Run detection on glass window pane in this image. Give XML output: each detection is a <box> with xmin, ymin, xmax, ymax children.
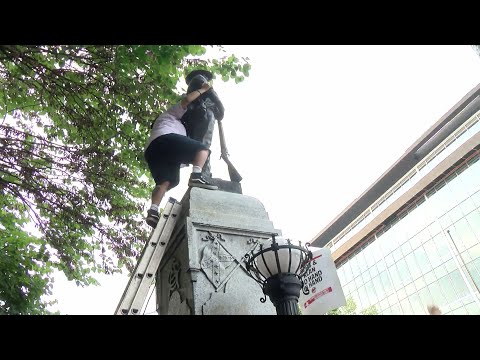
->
<box><xmin>388</xmin><ymin>293</ymin><xmax>398</xmax><ymax>307</ymax></box>
<box><xmin>389</xmin><ymin>264</ymin><xmax>402</xmax><ymax>290</ymax></box>
<box><xmin>449</xmin><ymin>270</ymin><xmax>469</xmax><ymax>299</ymax></box>
<box><xmin>414</xmin><ymin>276</ymin><xmax>426</xmax><ymax>291</ymax></box>
<box><xmin>350</xmin><ymin>256</ymin><xmax>359</xmax><ymax>275</ymax></box>
<box><xmin>369</xmin><ymin>264</ymin><xmax>379</xmax><ymax>278</ymax></box>
<box><xmin>338</xmin><ymin>267</ymin><xmax>346</xmax><ymax>284</ymax></box>
<box><xmin>434</xmin><ymin>265</ymin><xmax>447</xmax><ymax>279</ymax></box>
<box><xmin>390</xmin><ymin>303</ymin><xmax>402</xmax><ymax>315</ymax></box>
<box><xmin>439</xmin><ymin>212</ymin><xmax>453</xmax><ymax>229</ymax></box>
<box><xmin>446</xmin><ymin>225</ymin><xmax>467</xmax><ymax>252</ymax></box>
<box><xmin>376</xmin><ymin>259</ymin><xmax>386</xmax><ymax>273</ymax></box>
<box><xmin>357</xmin><ymin>251</ymin><xmax>368</xmax><ymax>273</ymax></box>
<box><xmin>428</xmin><ymin>221</ymin><xmax>442</xmax><ymax>237</ymax></box>
<box><xmin>371</xmin><ymin>241</ymin><xmax>383</xmax><ymax>262</ymax></box>
<box><xmin>401</xmin><ymin>241</ymin><xmax>412</xmax><ymax>256</ymax></box>
<box><xmin>452</xmin><ymin>306</ymin><xmax>468</xmax><ymax>315</ymax></box>
<box><xmin>466</xmin><ymin>259</ymin><xmax>480</xmax><ymax>290</ymax></box>
<box><xmin>437</xmin><ymin>180</ymin><xmax>458</xmax><ymax>212</ymax></box>
<box><xmin>362</xmin><ymin>270</ymin><xmax>371</xmax><ymax>284</ymax></box>
<box><xmin>428</xmin><ymin>281</ymin><xmax>447</xmax><ymax>307</ymax></box>
<box><xmin>472</xmin><ymin>190</ymin><xmax>480</xmax><ymax>208</ymax></box>
<box><xmin>460</xmin><ymin>250</ymin><xmax>472</xmax><ymax>264</ymax></box>
<box><xmin>418</xmin><ymin>286</ymin><xmax>434</xmax><ymax>309</ymax></box>
<box><xmin>466</xmin><ymin>211</ymin><xmax>480</xmax><ymax>243</ymax></box>
<box><xmin>448</xmin><ymin>174</ymin><xmax>471</xmax><ymax>204</ymax></box>
<box><xmin>380</xmin><ymin>231</ymin><xmax>396</xmax><ymax>256</ymax></box>
<box><xmin>424</xmin><ymin>239</ymin><xmax>442</xmax><ymax>268</ymax></box>
<box><xmin>364</xmin><ymin>247</ymin><xmax>375</xmax><ymax>268</ymax></box>
<box><xmin>380</xmin><ymin>298</ymin><xmax>389</xmax><ymax>312</ymax></box>
<box><xmin>392</xmin><ymin>247</ymin><xmax>403</xmax><ymax>263</ymax></box>
<box><xmin>445</xmin><ymin>258</ymin><xmax>456</xmax><ymax>273</ymax></box>
<box><xmin>397</xmin><ymin>287</ymin><xmax>407</xmax><ymax>301</ymax></box>
<box><xmin>397</xmin><ymin>259</ymin><xmax>412</xmax><ymax>284</ymax></box>
<box><xmin>459</xmin><ymin>162</ymin><xmax>480</xmax><ymax>197</ymax></box>
<box><xmin>405</xmin><ymin>282</ymin><xmax>416</xmax><ymax>296</ymax></box>
<box><xmin>355</xmin><ymin>274</ymin><xmax>364</xmax><ymax>288</ymax></box>
<box><xmin>365</xmin><ymin>280</ymin><xmax>378</xmax><ymax>305</ymax></box>
<box><xmin>420</xmin><ymin>227</ymin><xmax>432</xmax><ymax>246</ymax></box>
<box><xmin>438</xmin><ymin>275</ymin><xmax>457</xmax><ymax>304</ymax></box>
<box><xmin>390</xmin><ymin>231</ymin><xmax>401</xmax><ymax>251</ymax></box>
<box><xmin>468</xmin><ymin>243</ymin><xmax>480</xmax><ymax>262</ymax></box>
<box><xmin>404</xmin><ymin>224</ymin><xmax>418</xmax><ymax>245</ymax></box>
<box><xmin>400</xmin><ymin>297</ymin><xmax>414</xmax><ymax>315</ymax></box>
<box><xmin>358</xmin><ymin>285</ymin><xmax>369</xmax><ymax>310</ymax></box>
<box><xmin>377</xmin><ymin>299</ymin><xmax>386</xmax><ymax>312</ymax></box>
<box><xmin>425</xmin><ymin>190</ymin><xmax>441</xmax><ymax>219</ymax></box>
<box><xmin>409</xmin><ymin>208</ymin><xmax>428</xmax><ymax>238</ymax></box>
<box><xmin>344</xmin><ymin>261</ymin><xmax>354</xmax><ymax>283</ymax></box>
<box><xmin>465</xmin><ymin>302</ymin><xmax>480</xmax><ymax>315</ymax></box>
<box><xmin>410</xmin><ymin>229</ymin><xmax>424</xmax><ymax>250</ymax></box>
<box><xmin>433</xmin><ymin>234</ymin><xmax>453</xmax><ymax>263</ymax></box>
<box><xmin>372</xmin><ymin>275</ymin><xmax>385</xmax><ymax>301</ymax></box>
<box><xmin>405</xmin><ymin>252</ymin><xmax>422</xmax><ymax>280</ymax></box>
<box><xmin>449</xmin><ymin>206</ymin><xmax>464</xmax><ymax>224</ymax></box>
<box><xmin>385</xmin><ymin>253</ymin><xmax>395</xmax><ymax>267</ymax></box>
<box><xmin>380</xmin><ymin>271</ymin><xmax>393</xmax><ymax>295</ymax></box>
<box><xmin>450</xmin><ymin>218</ymin><xmax>478</xmax><ymax>250</ymax></box>
<box><xmin>424</xmin><ymin>270</ymin><xmax>437</xmax><ymax>285</ymax></box>
<box><xmin>414</xmin><ymin>246</ymin><xmax>432</xmax><ymax>274</ymax></box>
<box><xmin>460</xmin><ymin>197</ymin><xmax>477</xmax><ymax>215</ymax></box>
<box><xmin>409</xmin><ymin>293</ymin><xmax>426</xmax><ymax>314</ymax></box>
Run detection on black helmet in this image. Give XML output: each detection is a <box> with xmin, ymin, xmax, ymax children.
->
<box><xmin>185</xmin><ymin>69</ymin><xmax>213</xmax><ymax>85</ymax></box>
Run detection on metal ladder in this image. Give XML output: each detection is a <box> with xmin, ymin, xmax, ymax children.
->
<box><xmin>114</xmin><ymin>197</ymin><xmax>182</xmax><ymax>315</ymax></box>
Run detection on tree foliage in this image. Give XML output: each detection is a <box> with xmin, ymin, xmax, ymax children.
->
<box><xmin>327</xmin><ymin>297</ymin><xmax>379</xmax><ymax>315</ymax></box>
<box><xmin>0</xmin><ymin>45</ymin><xmax>250</xmax><ymax>314</ymax></box>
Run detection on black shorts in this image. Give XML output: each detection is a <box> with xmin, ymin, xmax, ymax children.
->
<box><xmin>144</xmin><ymin>133</ymin><xmax>209</xmax><ymax>189</ymax></box>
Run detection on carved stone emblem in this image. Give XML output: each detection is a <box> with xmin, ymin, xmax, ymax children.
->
<box><xmin>200</xmin><ymin>232</ymin><xmax>235</xmax><ymax>288</ymax></box>
<box><xmin>168</xmin><ymin>258</ymin><xmax>181</xmax><ymax>296</ymax></box>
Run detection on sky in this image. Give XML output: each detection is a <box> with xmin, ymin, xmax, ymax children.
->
<box><xmin>47</xmin><ymin>45</ymin><xmax>480</xmax><ymax>315</ymax></box>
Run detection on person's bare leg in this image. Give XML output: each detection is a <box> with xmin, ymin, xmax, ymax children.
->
<box><xmin>151</xmin><ymin>181</ymin><xmax>170</xmax><ymax>206</ymax></box>
<box><xmin>192</xmin><ymin>149</ymin><xmax>209</xmax><ymax>168</ymax></box>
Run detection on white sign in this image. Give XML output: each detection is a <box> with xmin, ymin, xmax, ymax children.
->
<box><xmin>299</xmin><ymin>247</ymin><xmax>346</xmax><ymax>315</ymax></box>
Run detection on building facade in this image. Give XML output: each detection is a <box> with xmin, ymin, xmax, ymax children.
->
<box><xmin>311</xmin><ymin>84</ymin><xmax>480</xmax><ymax>315</ymax></box>
<box><xmin>472</xmin><ymin>45</ymin><xmax>480</xmax><ymax>58</ymax></box>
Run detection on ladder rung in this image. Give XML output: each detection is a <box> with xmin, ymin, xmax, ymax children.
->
<box><xmin>114</xmin><ymin>197</ymin><xmax>182</xmax><ymax>315</ymax></box>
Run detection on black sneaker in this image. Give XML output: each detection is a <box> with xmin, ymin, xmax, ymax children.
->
<box><xmin>188</xmin><ymin>173</ymin><xmax>218</xmax><ymax>190</ymax></box>
<box><xmin>146</xmin><ymin>209</ymin><xmax>160</xmax><ymax>228</ymax></box>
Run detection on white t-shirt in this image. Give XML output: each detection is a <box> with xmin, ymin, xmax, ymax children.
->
<box><xmin>144</xmin><ymin>102</ymin><xmax>187</xmax><ymax>151</ymax></box>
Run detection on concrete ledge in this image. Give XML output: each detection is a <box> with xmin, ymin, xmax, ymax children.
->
<box><xmin>181</xmin><ymin>187</ymin><xmax>276</xmax><ymax>234</ymax></box>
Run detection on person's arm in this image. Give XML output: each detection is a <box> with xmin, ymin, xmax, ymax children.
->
<box><xmin>180</xmin><ymin>83</ymin><xmax>211</xmax><ymax>109</ymax></box>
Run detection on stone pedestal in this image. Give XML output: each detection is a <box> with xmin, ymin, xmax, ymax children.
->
<box><xmin>156</xmin><ymin>186</ymin><xmax>277</xmax><ymax>315</ymax></box>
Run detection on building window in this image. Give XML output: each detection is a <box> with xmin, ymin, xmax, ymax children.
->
<box><xmin>333</xmin><ymin>153</ymin><xmax>480</xmax><ymax>313</ymax></box>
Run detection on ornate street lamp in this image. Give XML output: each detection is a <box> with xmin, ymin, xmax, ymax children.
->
<box><xmin>244</xmin><ymin>236</ymin><xmax>312</xmax><ymax>315</ymax></box>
